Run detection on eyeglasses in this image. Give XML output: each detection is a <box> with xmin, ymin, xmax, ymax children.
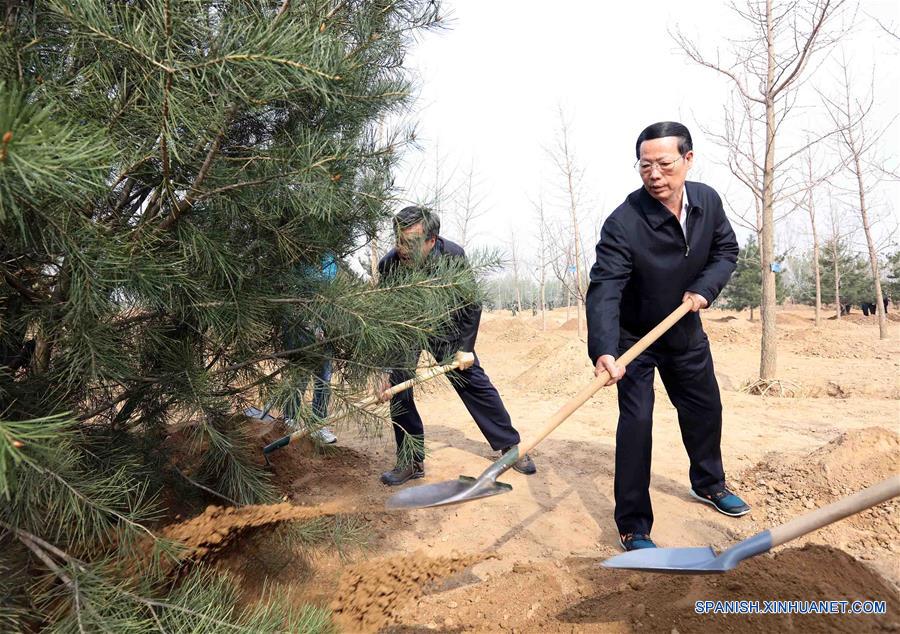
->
<box><xmin>635</xmin><ymin>155</ymin><xmax>684</xmax><ymax>175</ymax></box>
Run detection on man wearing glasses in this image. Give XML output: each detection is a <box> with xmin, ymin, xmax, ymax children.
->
<box><xmin>375</xmin><ymin>206</ymin><xmax>537</xmax><ymax>485</ymax></box>
<box><xmin>586</xmin><ymin>122</ymin><xmax>749</xmax><ymax>552</ymax></box>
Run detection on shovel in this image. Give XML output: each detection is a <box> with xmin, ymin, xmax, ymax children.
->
<box><xmin>385</xmin><ymin>299</ymin><xmax>694</xmax><ymax>510</ymax></box>
<box><xmin>262</xmin><ymin>359</ymin><xmax>461</xmax><ymax>463</ymax></box>
<box><xmin>601</xmin><ymin>475</ymin><xmax>900</xmax><ymax>574</ymax></box>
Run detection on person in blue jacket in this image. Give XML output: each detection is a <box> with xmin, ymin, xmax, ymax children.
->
<box><xmin>282</xmin><ymin>255</ymin><xmax>338</xmax><ymax>444</ymax></box>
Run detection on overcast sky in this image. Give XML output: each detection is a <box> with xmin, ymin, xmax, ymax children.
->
<box><xmin>387</xmin><ymin>0</ymin><xmax>900</xmax><ymax>266</ymax></box>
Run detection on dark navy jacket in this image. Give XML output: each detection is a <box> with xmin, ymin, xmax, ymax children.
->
<box><xmin>378</xmin><ymin>237</ymin><xmax>481</xmax><ymax>352</ymax></box>
<box><xmin>586</xmin><ymin>181</ymin><xmax>738</xmax><ymax>362</ymax></box>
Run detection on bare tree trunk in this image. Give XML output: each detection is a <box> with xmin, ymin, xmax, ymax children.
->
<box><xmin>806</xmin><ymin>156</ymin><xmax>822</xmax><ymax>327</ymax></box>
<box><xmin>811</xmin><ymin>218</ymin><xmax>822</xmax><ymax>327</ymax></box>
<box><xmin>853</xmin><ymin>153</ymin><xmax>888</xmax><ymax>338</ymax></box>
<box><xmin>823</xmin><ymin>56</ymin><xmax>889</xmax><ymax>339</ymax></box>
<box><xmin>369</xmin><ymin>235</ymin><xmax>380</xmax><ymax>286</ymax></box>
<box><xmin>553</xmin><ymin>111</ymin><xmax>586</xmax><ymax>338</ymax></box>
<box><xmin>509</xmin><ymin>233</ymin><xmax>523</xmax><ymax>314</ymax></box>
<box><xmin>540</xmin><ymin>268</ymin><xmax>546</xmax><ymax>331</ymax></box>
<box><xmin>758</xmin><ymin>0</ymin><xmax>778</xmax><ymax>380</ymax></box>
<box><xmin>831</xmin><ymin>233</ymin><xmax>841</xmax><ymax>322</ymax></box>
<box><xmin>535</xmin><ymin>198</ymin><xmax>548</xmax><ymax>331</ymax></box>
<box><xmin>564</xmin><ymin>162</ymin><xmax>585</xmax><ymax>338</ymax></box>
<box><xmin>455</xmin><ymin>162</ymin><xmax>485</xmax><ymax>249</ymax></box>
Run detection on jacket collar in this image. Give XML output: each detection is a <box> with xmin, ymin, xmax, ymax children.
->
<box><xmin>630</xmin><ymin>181</ymin><xmax>703</xmax><ymax>230</ymax></box>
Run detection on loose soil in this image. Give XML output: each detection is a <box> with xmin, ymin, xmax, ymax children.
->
<box><xmin>162</xmin><ymin>306</ymin><xmax>900</xmax><ymax>632</ymax></box>
<box><xmin>332</xmin><ymin>552</ymin><xmax>488</xmax><ymax>631</ymax></box>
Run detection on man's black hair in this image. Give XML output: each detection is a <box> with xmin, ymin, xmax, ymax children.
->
<box><xmin>393</xmin><ymin>206</ymin><xmax>440</xmax><ymax>239</ymax></box>
<box><xmin>635</xmin><ymin>121</ymin><xmax>693</xmax><ymax>159</ymax></box>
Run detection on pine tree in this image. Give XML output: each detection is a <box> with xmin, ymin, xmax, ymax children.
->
<box><xmin>722</xmin><ymin>237</ymin><xmax>763</xmax><ymax>320</ymax></box>
<box><xmin>817</xmin><ymin>239</ymin><xmax>872</xmax><ymax>307</ymax></box>
<box><xmin>0</xmin><ymin>1</ymin><xmax>476</xmax><ymax>630</ymax></box>
<box><xmin>721</xmin><ymin>236</ymin><xmax>785</xmax><ymax>320</ymax></box>
<box><xmin>883</xmin><ymin>250</ymin><xmax>900</xmax><ymax>302</ymax></box>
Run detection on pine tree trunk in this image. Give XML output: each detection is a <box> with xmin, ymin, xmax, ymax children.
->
<box><xmin>759</xmin><ymin>0</ymin><xmax>778</xmax><ymax>380</ymax></box>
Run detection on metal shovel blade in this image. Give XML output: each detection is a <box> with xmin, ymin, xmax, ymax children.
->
<box><xmin>385</xmin><ymin>475</ymin><xmax>512</xmax><ymax>510</ymax></box>
<box><xmin>385</xmin><ymin>449</ymin><xmax>520</xmax><ymax>510</ymax></box>
<box><xmin>602</xmin><ymin>546</ymin><xmax>720</xmax><ymax>574</ymax></box>
<box><xmin>601</xmin><ymin>532</ymin><xmax>772</xmax><ymax>574</ymax></box>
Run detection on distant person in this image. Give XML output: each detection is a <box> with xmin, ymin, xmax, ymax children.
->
<box><xmin>375</xmin><ymin>206</ymin><xmax>536</xmax><ymax>484</ymax></box>
<box><xmin>586</xmin><ymin>121</ymin><xmax>749</xmax><ymax>553</ymax></box>
<box><xmin>885</xmin><ymin>296</ymin><xmax>890</xmax><ymax>313</ymax></box>
<box><xmin>282</xmin><ymin>255</ymin><xmax>338</xmax><ymax>444</ymax></box>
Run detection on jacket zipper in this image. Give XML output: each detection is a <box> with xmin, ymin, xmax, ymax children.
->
<box><xmin>682</xmin><ymin>207</ymin><xmax>691</xmax><ymax>257</ymax></box>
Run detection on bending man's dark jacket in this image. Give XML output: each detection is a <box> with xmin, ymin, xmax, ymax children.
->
<box><xmin>586</xmin><ymin>181</ymin><xmax>738</xmax><ymax>362</ymax></box>
<box><xmin>378</xmin><ymin>236</ymin><xmax>481</xmax><ymax>353</ymax></box>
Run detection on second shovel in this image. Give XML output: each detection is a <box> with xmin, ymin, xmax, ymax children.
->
<box><xmin>385</xmin><ymin>299</ymin><xmax>694</xmax><ymax>510</ymax></box>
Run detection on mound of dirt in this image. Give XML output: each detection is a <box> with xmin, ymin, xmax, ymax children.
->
<box><xmin>497</xmin><ymin>322</ymin><xmax>541</xmax><ymax>344</ymax></box>
<box><xmin>395</xmin><ymin>545</ymin><xmax>899</xmax><ymax>632</ymax></box>
<box><xmin>557</xmin><ymin>545</ymin><xmax>900</xmax><ymax>633</ymax></box>
<box><xmin>704</xmin><ymin>321</ymin><xmax>755</xmax><ymax>346</ymax></box>
<box><xmin>734</xmin><ymin>427</ymin><xmax>899</xmax><ymax>583</ymax></box>
<box><xmin>558</xmin><ymin>317</ymin><xmax>581</xmax><ymax>331</ymax></box>
<box><xmin>514</xmin><ymin>338</ymin><xmax>599</xmax><ymax>397</ymax></box>
<box><xmin>776</xmin><ymin>311</ymin><xmax>814</xmax><ymax>326</ymax></box>
<box><xmin>331</xmin><ymin>551</ymin><xmax>486</xmax><ymax>632</ymax></box>
<box><xmin>161</xmin><ymin>500</ymin><xmax>346</xmax><ymax>559</ymax></box>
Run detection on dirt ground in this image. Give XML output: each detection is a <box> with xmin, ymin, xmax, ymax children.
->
<box><xmin>198</xmin><ymin>305</ymin><xmax>899</xmax><ymax>632</ymax></box>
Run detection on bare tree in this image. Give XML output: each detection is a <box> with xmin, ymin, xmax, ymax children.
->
<box><xmin>531</xmin><ymin>195</ymin><xmax>550</xmax><ymax>330</ymax></box>
<box><xmin>829</xmin><ymin>204</ymin><xmax>842</xmax><ymax>320</ymax></box>
<box><xmin>787</xmin><ymin>141</ymin><xmax>845</xmax><ymax>325</ymax></box>
<box><xmin>674</xmin><ymin>0</ymin><xmax>850</xmax><ymax>385</ymax></box>
<box><xmin>549</xmin><ymin>109</ymin><xmax>587</xmax><ymax>337</ymax></box>
<box><xmin>869</xmin><ymin>11</ymin><xmax>900</xmax><ymax>41</ymax></box>
<box><xmin>821</xmin><ymin>56</ymin><xmax>893</xmax><ymax>339</ymax></box>
<box><xmin>508</xmin><ymin>231</ymin><xmax>523</xmax><ymax>314</ymax></box>
<box><xmin>804</xmin><ymin>149</ymin><xmax>824</xmax><ymax>326</ymax></box>
<box><xmin>452</xmin><ymin>160</ymin><xmax>487</xmax><ymax>249</ymax></box>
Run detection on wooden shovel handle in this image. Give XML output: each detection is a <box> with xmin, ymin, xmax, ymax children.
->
<box><xmin>365</xmin><ymin>359</ymin><xmax>460</xmax><ymax>406</ymax></box>
<box><xmin>518</xmin><ymin>299</ymin><xmax>693</xmax><ymax>456</ymax></box>
<box><xmin>769</xmin><ymin>476</ymin><xmax>900</xmax><ymax>548</ymax></box>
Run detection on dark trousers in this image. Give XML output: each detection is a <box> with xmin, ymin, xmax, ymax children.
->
<box><xmin>389</xmin><ymin>348</ymin><xmax>520</xmax><ymax>463</ymax></box>
<box><xmin>614</xmin><ymin>334</ymin><xmax>725</xmax><ymax>535</ymax></box>
<box><xmin>281</xmin><ymin>323</ymin><xmax>332</xmax><ymax>423</ymax></box>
